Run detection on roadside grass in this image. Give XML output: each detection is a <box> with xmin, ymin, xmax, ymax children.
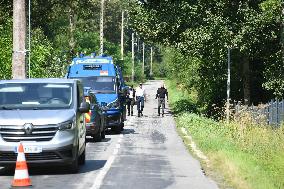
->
<box><xmin>166</xmin><ymin>80</ymin><xmax>284</xmax><ymax>189</ymax></box>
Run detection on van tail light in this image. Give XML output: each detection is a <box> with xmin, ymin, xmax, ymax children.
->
<box><xmin>85</xmin><ymin>111</ymin><xmax>91</xmax><ymax>123</ymax></box>
<box><xmin>85</xmin><ymin>96</ymin><xmax>91</xmax><ymax>123</ymax></box>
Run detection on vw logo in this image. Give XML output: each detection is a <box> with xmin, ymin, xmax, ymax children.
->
<box><xmin>24</xmin><ymin>123</ymin><xmax>33</xmax><ymax>135</ymax></box>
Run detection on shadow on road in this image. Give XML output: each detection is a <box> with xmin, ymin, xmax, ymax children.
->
<box><xmin>122</xmin><ymin>128</ymin><xmax>139</xmax><ymax>135</ymax></box>
<box><xmin>0</xmin><ymin>160</ymin><xmax>107</xmax><ymax>176</ymax></box>
<box><xmin>79</xmin><ymin>160</ymin><xmax>106</xmax><ymax>173</ymax></box>
<box><xmin>86</xmin><ymin>137</ymin><xmax>111</xmax><ymax>143</ymax></box>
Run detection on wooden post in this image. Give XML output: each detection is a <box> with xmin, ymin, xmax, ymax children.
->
<box><xmin>142</xmin><ymin>42</ymin><xmax>145</xmax><ymax>75</ymax></box>
<box><xmin>131</xmin><ymin>33</ymin><xmax>135</xmax><ymax>82</ymax></box>
<box><xmin>100</xmin><ymin>0</ymin><xmax>105</xmax><ymax>55</ymax></box>
<box><xmin>150</xmin><ymin>47</ymin><xmax>153</xmax><ymax>76</ymax></box>
<box><xmin>121</xmin><ymin>11</ymin><xmax>124</xmax><ymax>60</ymax></box>
<box><xmin>69</xmin><ymin>1</ymin><xmax>76</xmax><ymax>56</ymax></box>
<box><xmin>281</xmin><ymin>3</ymin><xmax>284</xmax><ymax>64</ymax></box>
<box><xmin>12</xmin><ymin>0</ymin><xmax>26</xmax><ymax>79</ymax></box>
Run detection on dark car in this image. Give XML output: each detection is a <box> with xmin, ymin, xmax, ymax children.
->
<box><xmin>84</xmin><ymin>89</ymin><xmax>106</xmax><ymax>142</ymax></box>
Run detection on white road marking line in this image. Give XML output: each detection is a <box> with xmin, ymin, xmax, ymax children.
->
<box><xmin>181</xmin><ymin>127</ymin><xmax>209</xmax><ymax>163</ymax></box>
<box><xmin>91</xmin><ymin>135</ymin><xmax>123</xmax><ymax>189</ymax></box>
<box><xmin>90</xmin><ymin>155</ymin><xmax>115</xmax><ymax>189</ymax></box>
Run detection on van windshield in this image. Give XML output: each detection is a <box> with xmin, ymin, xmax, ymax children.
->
<box><xmin>73</xmin><ymin>76</ymin><xmax>116</xmax><ymax>94</ymax></box>
<box><xmin>0</xmin><ymin>83</ymin><xmax>73</xmax><ymax>110</ymax></box>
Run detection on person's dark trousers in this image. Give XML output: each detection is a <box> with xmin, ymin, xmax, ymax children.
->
<box><xmin>136</xmin><ymin>96</ymin><xmax>144</xmax><ymax>116</ymax></box>
<box><xmin>127</xmin><ymin>100</ymin><xmax>131</xmax><ymax>116</ymax></box>
<box><xmin>158</xmin><ymin>98</ymin><xmax>165</xmax><ymax>116</ymax></box>
<box><xmin>130</xmin><ymin>99</ymin><xmax>135</xmax><ymax>115</ymax></box>
<box><xmin>127</xmin><ymin>98</ymin><xmax>134</xmax><ymax>116</ymax></box>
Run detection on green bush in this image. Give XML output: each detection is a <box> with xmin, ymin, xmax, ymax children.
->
<box><xmin>0</xmin><ymin>17</ymin><xmax>12</xmax><ymax>79</ymax></box>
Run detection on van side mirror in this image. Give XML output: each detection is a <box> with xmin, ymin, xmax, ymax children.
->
<box><xmin>101</xmin><ymin>106</ymin><xmax>109</xmax><ymax>112</ymax></box>
<box><xmin>79</xmin><ymin>102</ymin><xmax>90</xmax><ymax>113</ymax></box>
<box><xmin>100</xmin><ymin>102</ymin><xmax>109</xmax><ymax>112</ymax></box>
<box><xmin>119</xmin><ymin>86</ymin><xmax>128</xmax><ymax>95</ymax></box>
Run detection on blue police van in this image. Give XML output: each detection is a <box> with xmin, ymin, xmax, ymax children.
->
<box><xmin>66</xmin><ymin>55</ymin><xmax>127</xmax><ymax>134</ymax></box>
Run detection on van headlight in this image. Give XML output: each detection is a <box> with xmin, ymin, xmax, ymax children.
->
<box><xmin>107</xmin><ymin>99</ymin><xmax>120</xmax><ymax>109</ymax></box>
<box><xmin>58</xmin><ymin>121</ymin><xmax>74</xmax><ymax>130</ymax></box>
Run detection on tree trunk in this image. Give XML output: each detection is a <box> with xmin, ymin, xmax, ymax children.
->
<box><xmin>12</xmin><ymin>0</ymin><xmax>26</xmax><ymax>79</ymax></box>
<box><xmin>242</xmin><ymin>56</ymin><xmax>250</xmax><ymax>105</ymax></box>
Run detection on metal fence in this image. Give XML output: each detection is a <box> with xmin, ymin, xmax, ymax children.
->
<box><xmin>266</xmin><ymin>99</ymin><xmax>284</xmax><ymax>125</ymax></box>
<box><xmin>234</xmin><ymin>99</ymin><xmax>284</xmax><ymax>126</ymax></box>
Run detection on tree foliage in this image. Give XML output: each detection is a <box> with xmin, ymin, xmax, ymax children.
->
<box><xmin>0</xmin><ymin>0</ymin><xmax>136</xmax><ymax>80</ymax></box>
<box><xmin>1</xmin><ymin>0</ymin><xmax>282</xmax><ymax>115</ymax></box>
<box><xmin>128</xmin><ymin>0</ymin><xmax>283</xmax><ymax>114</ymax></box>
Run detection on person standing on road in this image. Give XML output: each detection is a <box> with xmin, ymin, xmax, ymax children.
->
<box><xmin>156</xmin><ymin>83</ymin><xmax>168</xmax><ymax>116</ymax></box>
<box><xmin>135</xmin><ymin>83</ymin><xmax>146</xmax><ymax>117</ymax></box>
<box><xmin>126</xmin><ymin>85</ymin><xmax>136</xmax><ymax>116</ymax></box>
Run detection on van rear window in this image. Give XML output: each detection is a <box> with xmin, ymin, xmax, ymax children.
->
<box><xmin>71</xmin><ymin>76</ymin><xmax>116</xmax><ymax>94</ymax></box>
<box><xmin>83</xmin><ymin>64</ymin><xmax>102</xmax><ymax>70</ymax></box>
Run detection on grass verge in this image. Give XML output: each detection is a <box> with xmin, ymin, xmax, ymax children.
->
<box><xmin>166</xmin><ymin>80</ymin><xmax>284</xmax><ymax>189</ymax></box>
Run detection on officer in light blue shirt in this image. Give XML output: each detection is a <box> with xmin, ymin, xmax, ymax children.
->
<box><xmin>135</xmin><ymin>83</ymin><xmax>146</xmax><ymax>117</ymax></box>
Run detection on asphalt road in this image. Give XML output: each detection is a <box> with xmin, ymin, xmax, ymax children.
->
<box><xmin>0</xmin><ymin>80</ymin><xmax>218</xmax><ymax>189</ymax></box>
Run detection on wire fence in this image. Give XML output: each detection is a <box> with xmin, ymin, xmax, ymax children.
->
<box><xmin>234</xmin><ymin>99</ymin><xmax>284</xmax><ymax>126</ymax></box>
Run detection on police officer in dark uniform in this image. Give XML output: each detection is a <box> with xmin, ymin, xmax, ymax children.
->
<box><xmin>126</xmin><ymin>85</ymin><xmax>135</xmax><ymax>116</ymax></box>
<box><xmin>155</xmin><ymin>83</ymin><xmax>168</xmax><ymax>116</ymax></box>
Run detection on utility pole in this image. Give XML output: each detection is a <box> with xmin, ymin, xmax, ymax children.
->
<box><xmin>12</xmin><ymin>0</ymin><xmax>26</xmax><ymax>79</ymax></box>
<box><xmin>142</xmin><ymin>42</ymin><xmax>145</xmax><ymax>75</ymax></box>
<box><xmin>131</xmin><ymin>33</ymin><xmax>135</xmax><ymax>82</ymax></box>
<box><xmin>226</xmin><ymin>47</ymin><xmax>231</xmax><ymax>122</ymax></box>
<box><xmin>281</xmin><ymin>2</ymin><xmax>284</xmax><ymax>64</ymax></box>
<box><xmin>100</xmin><ymin>0</ymin><xmax>105</xmax><ymax>55</ymax></box>
<box><xmin>69</xmin><ymin>1</ymin><xmax>76</xmax><ymax>57</ymax></box>
<box><xmin>150</xmin><ymin>47</ymin><xmax>153</xmax><ymax>76</ymax></box>
<box><xmin>28</xmin><ymin>0</ymin><xmax>31</xmax><ymax>78</ymax></box>
<box><xmin>120</xmin><ymin>10</ymin><xmax>124</xmax><ymax>60</ymax></box>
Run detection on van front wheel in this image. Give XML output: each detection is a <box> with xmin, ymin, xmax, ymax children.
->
<box><xmin>79</xmin><ymin>145</ymin><xmax>86</xmax><ymax>165</ymax></box>
<box><xmin>94</xmin><ymin>131</ymin><xmax>102</xmax><ymax>142</ymax></box>
<box><xmin>101</xmin><ymin>129</ymin><xmax>106</xmax><ymax>139</ymax></box>
<box><xmin>114</xmin><ymin>123</ymin><xmax>123</xmax><ymax>134</ymax></box>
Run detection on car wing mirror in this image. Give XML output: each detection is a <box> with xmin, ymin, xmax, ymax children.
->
<box><xmin>79</xmin><ymin>102</ymin><xmax>90</xmax><ymax>113</ymax></box>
